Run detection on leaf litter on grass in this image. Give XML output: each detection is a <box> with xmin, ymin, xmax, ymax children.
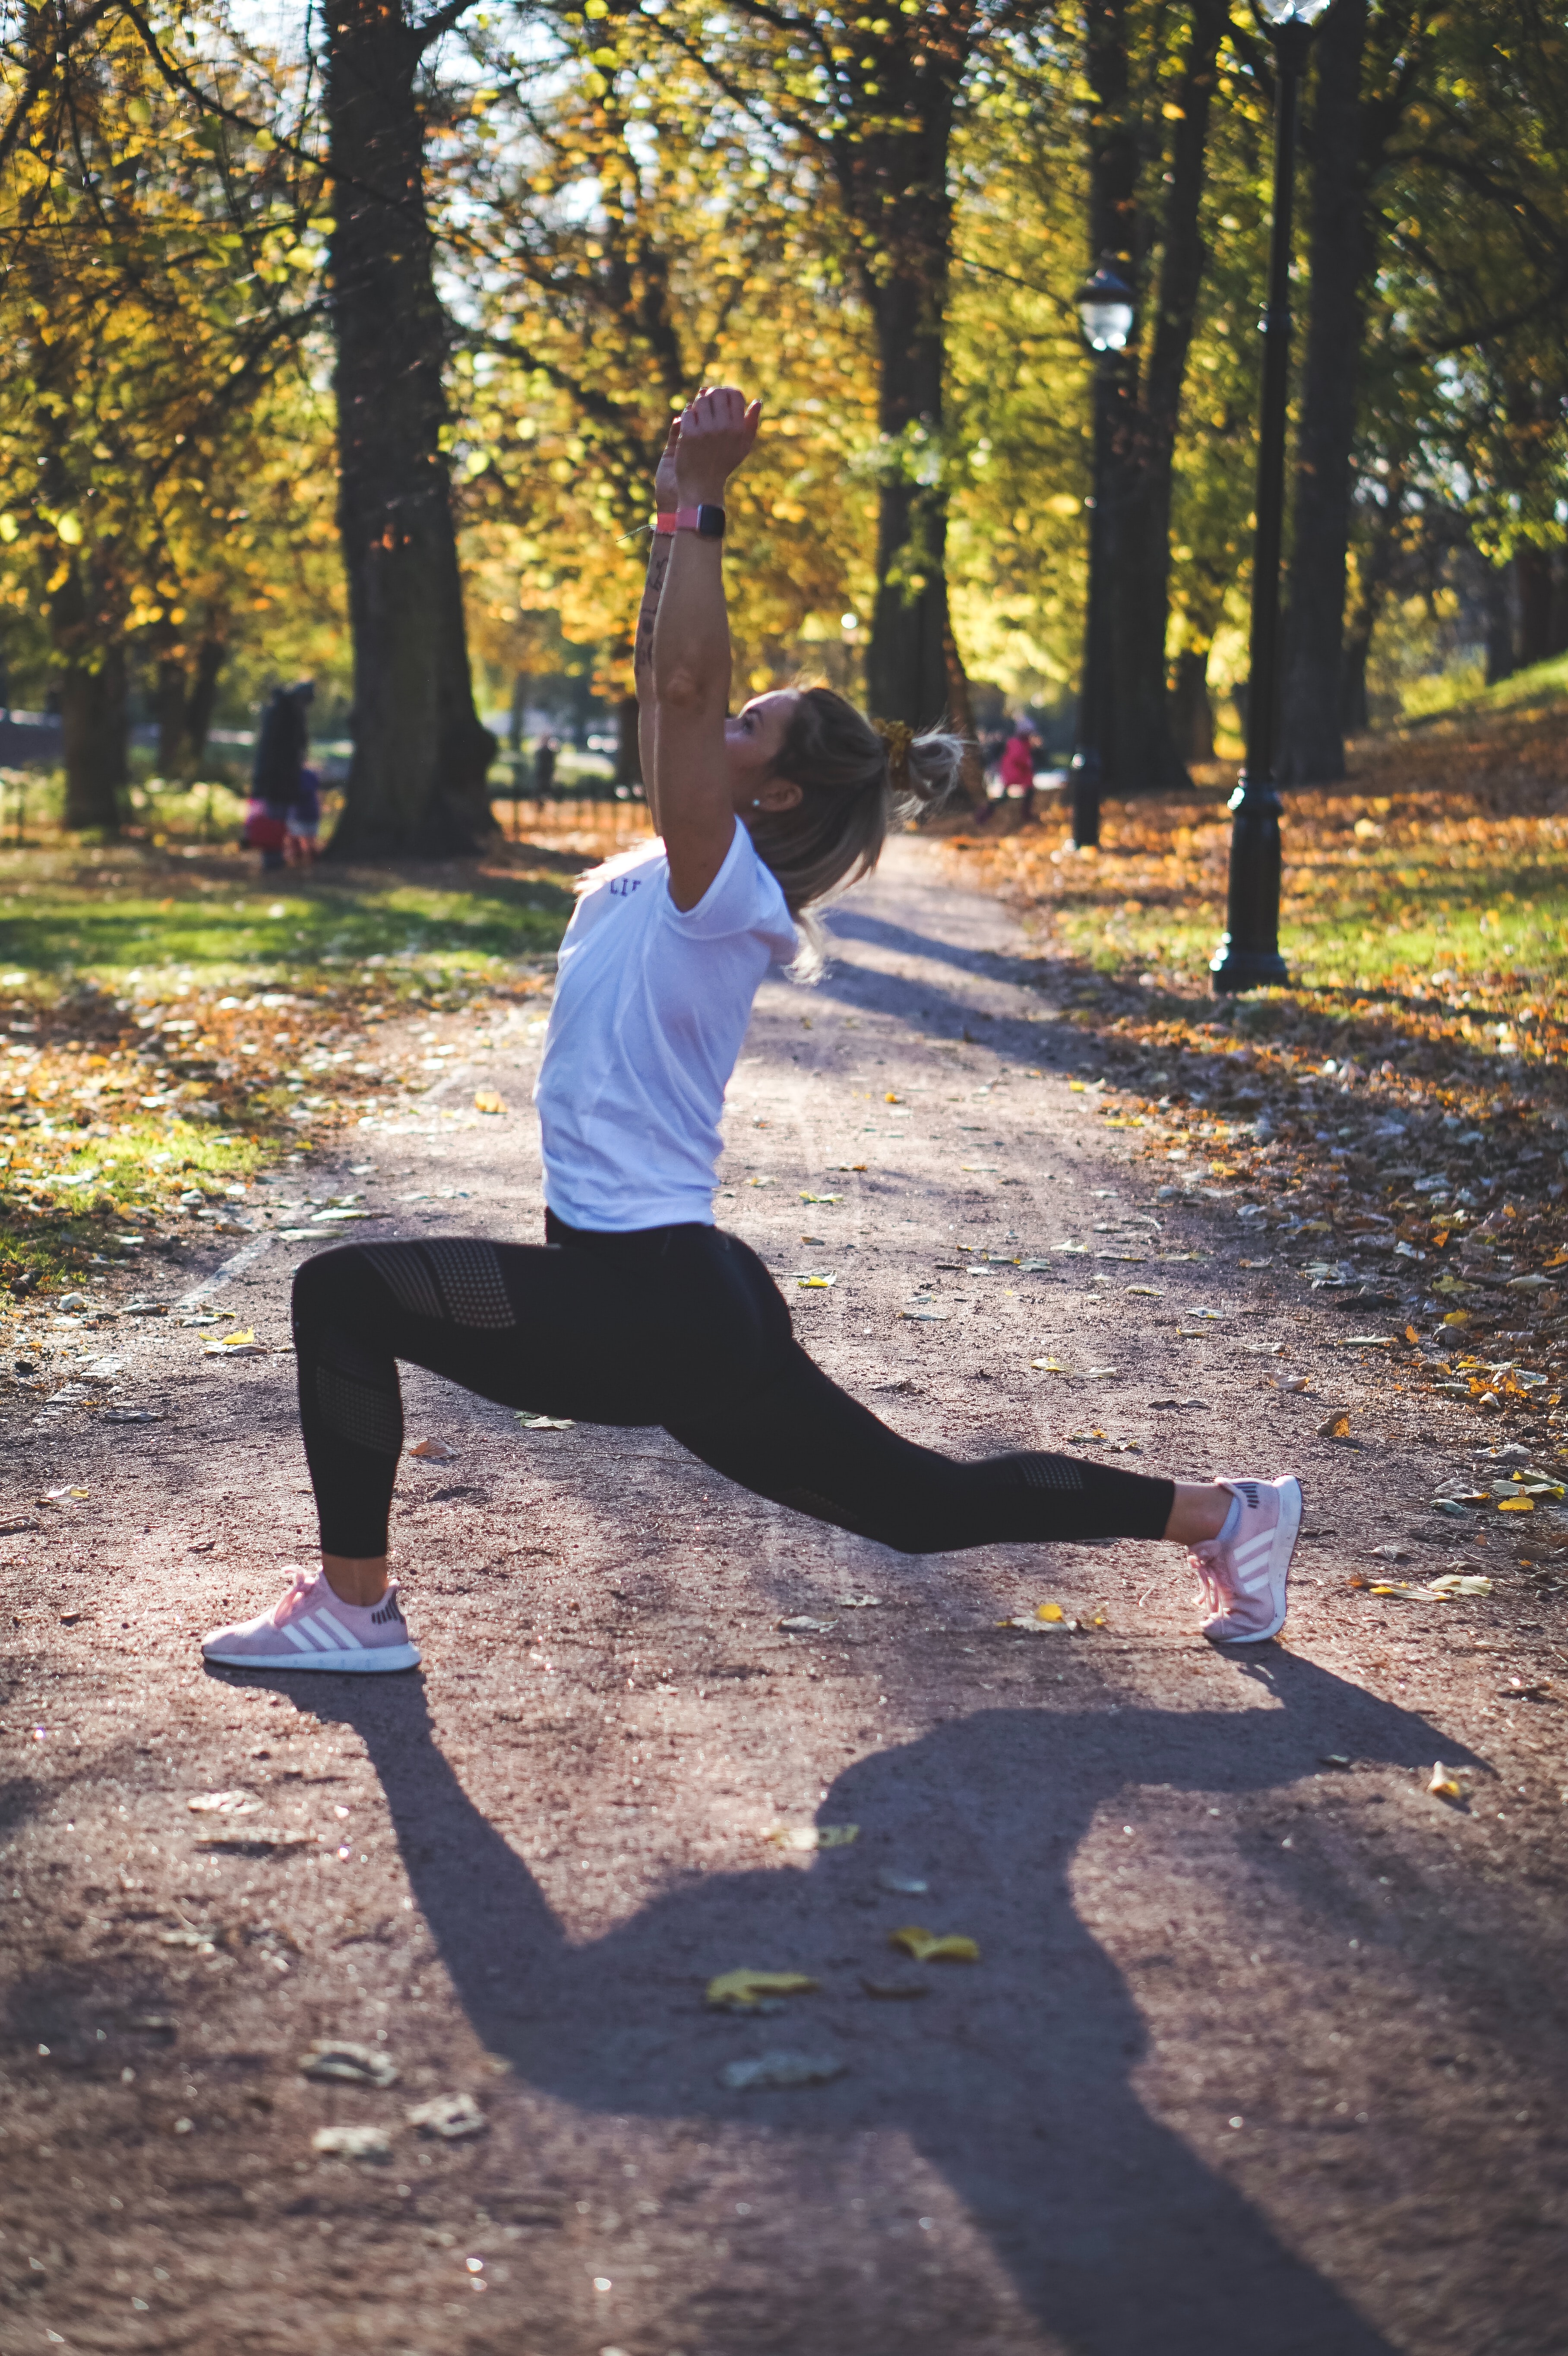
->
<box><xmin>0</xmin><ymin>811</ymin><xmax>635</xmax><ymax>1301</ymax></box>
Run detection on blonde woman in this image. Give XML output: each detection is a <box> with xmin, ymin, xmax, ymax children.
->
<box><xmin>202</xmin><ymin>388</ymin><xmax>1299</xmax><ymax>1674</ymax></box>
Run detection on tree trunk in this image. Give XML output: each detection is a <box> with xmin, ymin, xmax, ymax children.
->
<box><xmin>184</xmin><ymin>636</ymin><xmax>225</xmax><ymax>777</ymax></box>
<box><xmin>1339</xmin><ymin>468</ymin><xmax>1402</xmax><ymax>736</ymax></box>
<box><xmin>1084</xmin><ymin>0</ymin><xmax>1219</xmax><ymax>798</ymax></box>
<box><xmin>1514</xmin><ymin>545</ymin><xmax>1554</xmax><ymax>669</ymax></box>
<box><xmin>824</xmin><ymin>43</ymin><xmax>960</xmax><ymax>734</ymax></box>
<box><xmin>154</xmin><ymin>653</ymin><xmax>187</xmax><ymax>778</ymax></box>
<box><xmin>863</xmin><ymin>267</ymin><xmax>956</xmax><ymax>731</ymax></box>
<box><xmin>323</xmin><ymin>0</ymin><xmax>496</xmax><ymax>861</ymax></box>
<box><xmin>1482</xmin><ymin>559</ymin><xmax>1514</xmax><ymax>684</ymax></box>
<box><xmin>60</xmin><ymin>646</ymin><xmax>126</xmax><ymax>833</ymax></box>
<box><xmin>50</xmin><ymin>558</ymin><xmax>125</xmax><ymax>834</ymax></box>
<box><xmin>1170</xmin><ymin>647</ymin><xmax>1215</xmax><ymax>761</ymax></box>
<box><xmin>1550</xmin><ymin>550</ymin><xmax>1568</xmax><ymax>657</ymax></box>
<box><xmin>1278</xmin><ymin>0</ymin><xmax>1370</xmax><ymax>785</ymax></box>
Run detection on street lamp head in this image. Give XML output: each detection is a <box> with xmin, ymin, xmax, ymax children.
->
<box><xmin>1257</xmin><ymin>0</ymin><xmax>1331</xmax><ymax>21</ymax></box>
<box><xmin>1077</xmin><ymin>261</ymin><xmax>1135</xmax><ymax>354</ymax></box>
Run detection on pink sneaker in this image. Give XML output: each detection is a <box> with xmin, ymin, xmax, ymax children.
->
<box><xmin>1189</xmin><ymin>1476</ymin><xmax>1301</xmax><ymax>1644</ymax></box>
<box><xmin>202</xmin><ymin>1568</ymin><xmax>420</xmax><ymax>1673</ymax></box>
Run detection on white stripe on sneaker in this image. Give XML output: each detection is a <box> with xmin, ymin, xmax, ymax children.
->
<box><xmin>281</xmin><ymin>1623</ymin><xmax>316</xmax><ymax>1653</ymax></box>
<box><xmin>297</xmin><ymin>1619</ymin><xmax>340</xmax><ymax>1652</ymax></box>
<box><xmin>312</xmin><ymin>1606</ymin><xmax>362</xmax><ymax>1650</ymax></box>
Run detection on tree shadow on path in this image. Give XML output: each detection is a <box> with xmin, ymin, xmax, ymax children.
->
<box><xmin>293</xmin><ymin>1652</ymin><xmax>1470</xmax><ymax>2354</ymax></box>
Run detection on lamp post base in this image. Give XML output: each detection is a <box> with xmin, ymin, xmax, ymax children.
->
<box><xmin>1069</xmin><ymin>747</ymin><xmax>1101</xmax><ymax>849</ymax></box>
<box><xmin>1209</xmin><ymin>936</ymin><xmax>1287</xmax><ymax>995</ymax></box>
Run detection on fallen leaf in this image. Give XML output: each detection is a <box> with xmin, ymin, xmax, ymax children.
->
<box><xmin>706</xmin><ymin>1969</ymin><xmax>819</xmax><ymax>2011</ymax></box>
<box><xmin>1029</xmin><ymin>1358</ymin><xmax>1069</xmax><ymax>1372</ymax></box>
<box><xmin>185</xmin><ymin>1791</ymin><xmax>262</xmax><ymax>1817</ymax></box>
<box><xmin>473</xmin><ymin>1090</ymin><xmax>506</xmax><ymax>1114</ymax></box>
<box><xmin>406</xmin><ymin>2092</ymin><xmax>487</xmax><ymax>2140</ymax></box>
<box><xmin>408</xmin><ymin>1438</ymin><xmax>458</xmax><ymax>1462</ymax></box>
<box><xmin>718</xmin><ymin>2051</ymin><xmax>845</xmax><ymax>2090</ymax></box>
<box><xmin>799</xmin><ymin>1193</ymin><xmax>842</xmax><ymax>1206</ymax></box>
<box><xmin>766</xmin><ymin>1822</ymin><xmax>857</xmax><ymax>1851</ymax></box>
<box><xmin>1426</xmin><ymin>1573</ymin><xmax>1493</xmax><ymax>1597</ymax></box>
<box><xmin>193</xmin><ymin>1828</ymin><xmax>317</xmax><ymax>1855</ymax></box>
<box><xmin>888</xmin><ymin>1925</ymin><xmax>980</xmax><ymax>1963</ymax></box>
<box><xmin>795</xmin><ymin>1273</ymin><xmax>837</xmax><ymax>1289</ymax></box>
<box><xmin>102</xmin><ymin>1406</ymin><xmax>165</xmax><ymax>1424</ymax></box>
<box><xmin>997</xmin><ymin>1614</ymin><xmax>1078</xmax><ymax>1631</ymax></box>
<box><xmin>1315</xmin><ymin>1412</ymin><xmax>1352</xmax><ymax>1438</ymax></box>
<box><xmin>1427</xmin><ymin>1763</ymin><xmax>1464</xmax><ymax>1801</ymax></box>
<box><xmin>835</xmin><ymin>1593</ymin><xmax>881</xmax><ymax>1607</ymax></box>
<box><xmin>1280</xmin><ymin>1376</ymin><xmax>1311</xmax><ymax>1393</ymax></box>
<box><xmin>776</xmin><ymin>1615</ymin><xmax>836</xmax><ymax>1636</ymax></box>
<box><xmin>516</xmin><ymin>1413</ymin><xmax>574</xmax><ymax>1429</ymax></box>
<box><xmin>1497</xmin><ymin>1495</ymin><xmax>1534</xmax><ymax>1513</ymax></box>
<box><xmin>1320</xmin><ymin>1754</ymin><xmax>1353</xmax><ymax>1770</ymax></box>
<box><xmin>300</xmin><ymin>2040</ymin><xmax>399</xmax><ymax>2089</ymax></box>
<box><xmin>312</xmin><ymin>2125</ymin><xmax>393</xmax><ymax>2163</ymax></box>
<box><xmin>1035</xmin><ymin>1602</ymin><xmax>1066</xmax><ymax>1622</ymax></box>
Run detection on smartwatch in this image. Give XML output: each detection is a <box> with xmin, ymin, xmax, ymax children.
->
<box><xmin>654</xmin><ymin>505</ymin><xmax>726</xmax><ymax>539</ymax></box>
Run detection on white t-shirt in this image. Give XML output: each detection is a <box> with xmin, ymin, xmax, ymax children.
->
<box><xmin>533</xmin><ymin>822</ymin><xmax>797</xmax><ymax>1232</ymax></box>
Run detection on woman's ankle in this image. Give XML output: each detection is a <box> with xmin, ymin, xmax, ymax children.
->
<box><xmin>1163</xmin><ymin>1482</ymin><xmax>1232</xmax><ymax>1547</ymax></box>
<box><xmin>320</xmin><ymin>1553</ymin><xmax>391</xmax><ymax>1607</ymax></box>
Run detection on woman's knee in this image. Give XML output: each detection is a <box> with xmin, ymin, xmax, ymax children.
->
<box><xmin>291</xmin><ymin>1243</ymin><xmax>380</xmax><ymax>1331</ymax></box>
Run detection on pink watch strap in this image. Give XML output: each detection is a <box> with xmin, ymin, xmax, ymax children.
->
<box><xmin>654</xmin><ymin>505</ymin><xmax>725</xmax><ymax>536</ymax></box>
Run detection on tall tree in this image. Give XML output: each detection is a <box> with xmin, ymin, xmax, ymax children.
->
<box><xmin>323</xmin><ymin>0</ymin><xmax>496</xmax><ymax>857</ymax></box>
<box><xmin>1083</xmin><ymin>0</ymin><xmax>1231</xmax><ymax>798</ymax></box>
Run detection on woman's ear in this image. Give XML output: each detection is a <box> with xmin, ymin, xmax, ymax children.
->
<box><xmin>752</xmin><ymin>776</ymin><xmax>804</xmax><ymax>815</ymax></box>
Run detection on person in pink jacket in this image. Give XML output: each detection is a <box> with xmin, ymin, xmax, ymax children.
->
<box><xmin>997</xmin><ymin>719</ymin><xmax>1039</xmax><ymax>817</ymax></box>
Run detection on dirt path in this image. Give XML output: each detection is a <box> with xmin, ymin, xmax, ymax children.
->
<box><xmin>2</xmin><ymin>837</ymin><xmax>1564</xmax><ymax>2356</ymax></box>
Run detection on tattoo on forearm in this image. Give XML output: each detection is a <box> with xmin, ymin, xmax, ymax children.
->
<box><xmin>634</xmin><ymin>538</ymin><xmax>672</xmax><ymax>678</ymax></box>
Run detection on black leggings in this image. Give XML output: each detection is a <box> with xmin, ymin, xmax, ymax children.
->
<box><xmin>291</xmin><ymin>1217</ymin><xmax>1175</xmax><ymax>1561</ymax></box>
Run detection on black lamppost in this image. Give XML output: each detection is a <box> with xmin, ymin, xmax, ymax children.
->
<box><xmin>1210</xmin><ymin>0</ymin><xmax>1330</xmax><ymax>992</ymax></box>
<box><xmin>1069</xmin><ymin>260</ymin><xmax>1134</xmax><ymax>851</ymax></box>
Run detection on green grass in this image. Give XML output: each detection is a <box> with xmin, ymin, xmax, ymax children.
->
<box><xmin>0</xmin><ymin>862</ymin><xmax>573</xmax><ymax>986</ymax></box>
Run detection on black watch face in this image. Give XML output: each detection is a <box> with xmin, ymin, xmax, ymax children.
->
<box><xmin>697</xmin><ymin>505</ymin><xmax>726</xmax><ymax>539</ymax></box>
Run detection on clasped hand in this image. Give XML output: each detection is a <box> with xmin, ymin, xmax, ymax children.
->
<box><xmin>654</xmin><ymin>384</ymin><xmax>762</xmax><ymax>510</ymax></box>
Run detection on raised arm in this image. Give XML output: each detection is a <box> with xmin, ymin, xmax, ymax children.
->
<box><xmin>651</xmin><ymin>385</ymin><xmax>761</xmax><ymax>911</ymax></box>
<box><xmin>631</xmin><ymin>421</ymin><xmax>681</xmax><ymax>831</ymax></box>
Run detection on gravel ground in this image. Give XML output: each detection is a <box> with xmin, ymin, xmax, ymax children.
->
<box><xmin>1</xmin><ymin>836</ymin><xmax>1564</xmax><ymax>2356</ymax></box>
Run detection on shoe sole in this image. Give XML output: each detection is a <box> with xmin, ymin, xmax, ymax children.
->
<box><xmin>201</xmin><ymin>1642</ymin><xmax>421</xmax><ymax>1674</ymax></box>
<box><xmin>1205</xmin><ymin>1477</ymin><xmax>1301</xmax><ymax>1645</ymax></box>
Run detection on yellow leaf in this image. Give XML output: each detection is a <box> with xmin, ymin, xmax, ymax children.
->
<box><xmin>706</xmin><ymin>1969</ymin><xmax>818</xmax><ymax>2009</ymax></box>
<box><xmin>1440</xmin><ymin>1309</ymin><xmax>1470</xmax><ymax>1327</ymax></box>
<box><xmin>474</xmin><ymin>1090</ymin><xmax>506</xmax><ymax>1114</ymax></box>
<box><xmin>1070</xmin><ymin>1081</ymin><xmax>1086</xmax><ymax>1092</ymax></box>
<box><xmin>1497</xmin><ymin>1495</ymin><xmax>1533</xmax><ymax>1511</ymax></box>
<box><xmin>767</xmin><ymin>1823</ymin><xmax>858</xmax><ymax>1851</ymax></box>
<box><xmin>889</xmin><ymin>1926</ymin><xmax>980</xmax><ymax>1964</ymax></box>
<box><xmin>221</xmin><ymin>1329</ymin><xmax>255</xmax><ymax>1348</ymax></box>
<box><xmin>1035</xmin><ymin>1602</ymin><xmax>1065</xmax><ymax>1622</ymax></box>
<box><xmin>1427</xmin><ymin>1763</ymin><xmax>1462</xmax><ymax>1800</ymax></box>
<box><xmin>1029</xmin><ymin>1357</ymin><xmax>1067</xmax><ymax>1372</ymax></box>
<box><xmin>1315</xmin><ymin>1412</ymin><xmax>1351</xmax><ymax>1438</ymax></box>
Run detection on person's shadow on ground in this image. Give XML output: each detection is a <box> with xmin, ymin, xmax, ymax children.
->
<box><xmin>299</xmin><ymin>1651</ymin><xmax>1466</xmax><ymax>2355</ymax></box>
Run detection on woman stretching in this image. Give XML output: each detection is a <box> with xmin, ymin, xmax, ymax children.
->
<box><xmin>202</xmin><ymin>387</ymin><xmax>1300</xmax><ymax>1675</ymax></box>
